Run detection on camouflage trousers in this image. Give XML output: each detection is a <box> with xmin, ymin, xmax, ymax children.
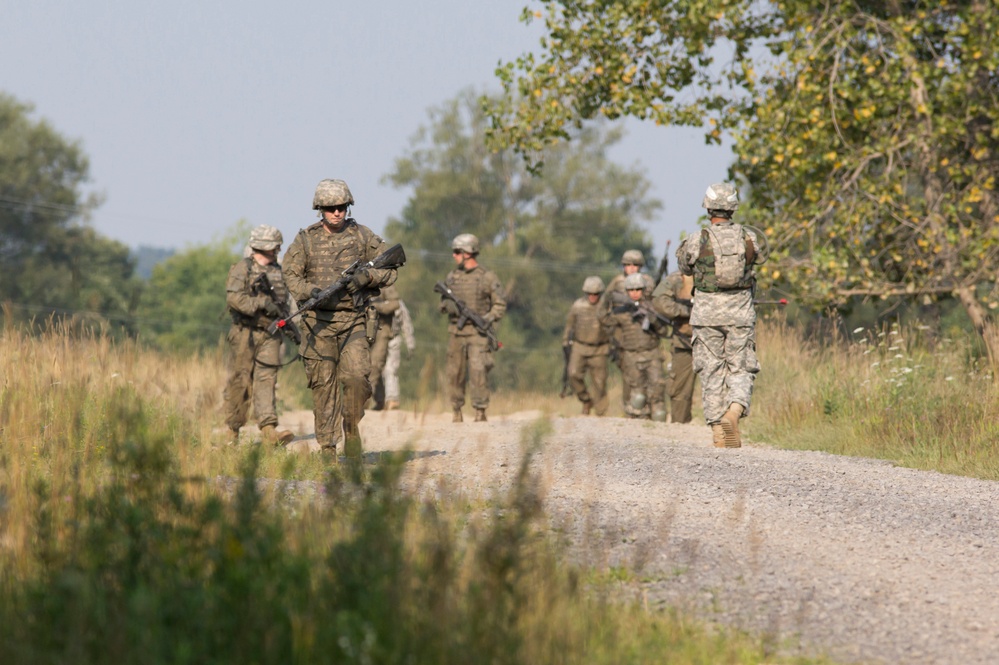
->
<box><xmin>568</xmin><ymin>342</ymin><xmax>609</xmax><ymax>415</ymax></box>
<box><xmin>666</xmin><ymin>348</ymin><xmax>695</xmax><ymax>424</ymax></box>
<box><xmin>620</xmin><ymin>347</ymin><xmax>665</xmax><ymax>418</ymax></box>
<box><xmin>368</xmin><ymin>325</ymin><xmax>392</xmax><ymax>409</ymax></box>
<box><xmin>382</xmin><ymin>335</ymin><xmax>403</xmax><ymax>403</ymax></box>
<box><xmin>223</xmin><ymin>325</ymin><xmax>281</xmax><ymax>431</ymax></box>
<box><xmin>692</xmin><ymin>325</ymin><xmax>760</xmax><ymax>424</ymax></box>
<box><xmin>446</xmin><ymin>334</ymin><xmax>494</xmax><ymax>410</ymax></box>
<box><xmin>301</xmin><ymin>316</ymin><xmax>372</xmax><ymax>451</ymax></box>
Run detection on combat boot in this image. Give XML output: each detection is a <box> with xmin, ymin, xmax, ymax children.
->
<box><xmin>261</xmin><ymin>425</ymin><xmax>294</xmax><ymax>447</ymax></box>
<box><xmin>711</xmin><ymin>424</ymin><xmax>726</xmax><ymax>448</ymax></box>
<box><xmin>385</xmin><ymin>400</ymin><xmax>400</xmax><ymax>411</ymax></box>
<box><xmin>320</xmin><ymin>445</ymin><xmax>339</xmax><ymax>465</ymax></box>
<box><xmin>452</xmin><ymin>408</ymin><xmax>463</xmax><ymax>423</ymax></box>
<box><xmin>581</xmin><ymin>401</ymin><xmax>592</xmax><ymax>416</ymax></box>
<box><xmin>720</xmin><ymin>403</ymin><xmax>745</xmax><ymax>448</ymax></box>
<box><xmin>474</xmin><ymin>408</ymin><xmax>488</xmax><ymax>422</ymax></box>
<box><xmin>226</xmin><ymin>427</ymin><xmax>241</xmax><ymax>446</ymax></box>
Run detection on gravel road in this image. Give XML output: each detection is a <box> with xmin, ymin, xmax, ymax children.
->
<box><xmin>280</xmin><ymin>409</ymin><xmax>999</xmax><ymax>664</ymax></box>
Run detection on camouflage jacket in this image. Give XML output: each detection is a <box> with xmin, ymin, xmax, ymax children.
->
<box><xmin>440</xmin><ymin>264</ymin><xmax>506</xmax><ymax>337</ymax></box>
<box><xmin>225</xmin><ymin>257</ymin><xmax>290</xmax><ymax>331</ymax></box>
<box><xmin>283</xmin><ymin>219</ymin><xmax>398</xmax><ymax>323</ymax></box>
<box><xmin>677</xmin><ymin>223</ymin><xmax>761</xmax><ymax>327</ymax></box>
<box><xmin>652</xmin><ymin>271</ymin><xmax>692</xmax><ymax>351</ymax></box>
<box><xmin>563</xmin><ymin>297</ymin><xmax>609</xmax><ymax>347</ymax></box>
<box><xmin>599</xmin><ymin>294</ymin><xmax>668</xmax><ymax>352</ymax></box>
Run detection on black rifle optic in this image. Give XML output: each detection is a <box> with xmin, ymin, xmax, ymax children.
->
<box><xmin>433</xmin><ymin>281</ymin><xmax>501</xmax><ymax>352</ymax></box>
<box><xmin>267</xmin><ymin>243</ymin><xmax>407</xmax><ymax>336</ymax></box>
<box><xmin>252</xmin><ymin>272</ymin><xmax>302</xmax><ymax>345</ymax></box>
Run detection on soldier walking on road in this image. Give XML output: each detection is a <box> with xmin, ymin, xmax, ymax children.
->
<box><xmin>652</xmin><ymin>270</ymin><xmax>696</xmax><ymax>424</ymax></box>
<box><xmin>367</xmin><ymin>284</ymin><xmax>401</xmax><ymax>410</ymax></box>
<box><xmin>439</xmin><ymin>233</ymin><xmax>506</xmax><ymax>423</ymax></box>
<box><xmin>603</xmin><ymin>249</ymin><xmax>656</xmax><ymax>413</ymax></box>
<box><xmin>562</xmin><ymin>276</ymin><xmax>611</xmax><ymax>416</ymax></box>
<box><xmin>283</xmin><ymin>179</ymin><xmax>399</xmax><ymax>459</ymax></box>
<box><xmin>600</xmin><ymin>272</ymin><xmax>669</xmax><ymax>420</ymax></box>
<box><xmin>382</xmin><ymin>298</ymin><xmax>415</xmax><ymax>410</ymax></box>
<box><xmin>223</xmin><ymin>225</ymin><xmax>295</xmax><ymax>447</ymax></box>
<box><xmin>677</xmin><ymin>182</ymin><xmax>766</xmax><ymax>448</ymax></box>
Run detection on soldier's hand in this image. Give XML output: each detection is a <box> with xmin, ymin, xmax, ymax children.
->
<box><xmin>346</xmin><ymin>269</ymin><xmax>373</xmax><ymax>294</ymax></box>
<box><xmin>310</xmin><ymin>287</ymin><xmax>323</xmax><ymax>301</ymax></box>
<box><xmin>441</xmin><ymin>299</ymin><xmax>459</xmax><ymax>316</ymax></box>
<box><xmin>262</xmin><ymin>300</ymin><xmax>281</xmax><ymax>318</ymax></box>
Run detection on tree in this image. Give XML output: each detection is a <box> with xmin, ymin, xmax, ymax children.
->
<box><xmin>487</xmin><ymin>1</ymin><xmax>999</xmax><ymax>361</ymax></box>
<box><xmin>0</xmin><ymin>93</ymin><xmax>140</xmax><ymax>332</ymax></box>
<box><xmin>384</xmin><ymin>89</ymin><xmax>659</xmax><ymax>392</ymax></box>
<box><xmin>134</xmin><ymin>223</ymin><xmax>246</xmax><ymax>353</ymax></box>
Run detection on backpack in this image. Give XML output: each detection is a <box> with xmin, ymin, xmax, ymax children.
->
<box><xmin>694</xmin><ymin>224</ymin><xmax>757</xmax><ymax>292</ymax></box>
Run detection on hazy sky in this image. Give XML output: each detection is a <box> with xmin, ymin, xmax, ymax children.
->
<box><xmin>3</xmin><ymin>1</ymin><xmax>732</xmax><ymax>255</ymax></box>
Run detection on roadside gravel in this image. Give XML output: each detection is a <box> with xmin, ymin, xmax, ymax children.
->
<box><xmin>279</xmin><ymin>409</ymin><xmax>999</xmax><ymax>664</ymax></box>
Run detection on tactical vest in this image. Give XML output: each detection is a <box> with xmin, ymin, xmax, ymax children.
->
<box><xmin>229</xmin><ymin>258</ymin><xmax>290</xmax><ymax>328</ymax></box>
<box><xmin>693</xmin><ymin>224</ymin><xmax>756</xmax><ymax>293</ymax></box>
<box><xmin>569</xmin><ymin>298</ymin><xmax>608</xmax><ymax>346</ymax></box>
<box><xmin>296</xmin><ymin>220</ymin><xmax>376</xmax><ymax>311</ymax></box>
<box><xmin>445</xmin><ymin>266</ymin><xmax>496</xmax><ymax>316</ymax></box>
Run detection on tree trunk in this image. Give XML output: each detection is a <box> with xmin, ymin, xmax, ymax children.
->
<box><xmin>955</xmin><ymin>285</ymin><xmax>999</xmax><ymax>368</ymax></box>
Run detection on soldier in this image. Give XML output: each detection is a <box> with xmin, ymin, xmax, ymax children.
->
<box><xmin>562</xmin><ymin>276</ymin><xmax>610</xmax><ymax>416</ymax></box>
<box><xmin>382</xmin><ymin>298</ymin><xmax>415</xmax><ymax>410</ymax></box>
<box><xmin>283</xmin><ymin>179</ymin><xmax>399</xmax><ymax>459</ymax></box>
<box><xmin>600</xmin><ymin>272</ymin><xmax>669</xmax><ymax>420</ymax></box>
<box><xmin>602</xmin><ymin>249</ymin><xmax>656</xmax><ymax>412</ymax></box>
<box><xmin>676</xmin><ymin>182</ymin><xmax>765</xmax><ymax>448</ymax></box>
<box><xmin>652</xmin><ymin>270</ymin><xmax>695</xmax><ymax>424</ymax></box>
<box><xmin>439</xmin><ymin>233</ymin><xmax>506</xmax><ymax>423</ymax></box>
<box><xmin>367</xmin><ymin>283</ymin><xmax>401</xmax><ymax>410</ymax></box>
<box><xmin>222</xmin><ymin>224</ymin><xmax>295</xmax><ymax>447</ymax></box>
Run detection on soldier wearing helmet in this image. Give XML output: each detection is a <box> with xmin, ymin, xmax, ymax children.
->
<box><xmin>223</xmin><ymin>224</ymin><xmax>295</xmax><ymax>447</ymax></box>
<box><xmin>561</xmin><ymin>276</ymin><xmax>611</xmax><ymax>415</ymax></box>
<box><xmin>440</xmin><ymin>232</ymin><xmax>506</xmax><ymax>423</ymax></box>
<box><xmin>283</xmin><ymin>179</ymin><xmax>400</xmax><ymax>460</ymax></box>
<box><xmin>601</xmin><ymin>248</ymin><xmax>655</xmax><ymax>412</ymax></box>
<box><xmin>652</xmin><ymin>269</ymin><xmax>696</xmax><ymax>424</ymax></box>
<box><xmin>676</xmin><ymin>182</ymin><xmax>766</xmax><ymax>448</ymax></box>
<box><xmin>600</xmin><ymin>272</ymin><xmax>668</xmax><ymax>420</ymax></box>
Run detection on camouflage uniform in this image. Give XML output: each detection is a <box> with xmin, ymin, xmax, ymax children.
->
<box><xmin>283</xmin><ymin>219</ymin><xmax>397</xmax><ymax>452</ymax></box>
<box><xmin>367</xmin><ymin>284</ymin><xmax>401</xmax><ymax>410</ymax></box>
<box><xmin>562</xmin><ymin>290</ymin><xmax>610</xmax><ymax>416</ymax></box>
<box><xmin>441</xmin><ymin>264</ymin><xmax>506</xmax><ymax>414</ymax></box>
<box><xmin>382</xmin><ymin>299</ymin><xmax>415</xmax><ymax>408</ymax></box>
<box><xmin>602</xmin><ymin>271</ymin><xmax>655</xmax><ymax>410</ymax></box>
<box><xmin>677</xmin><ymin>222</ymin><xmax>762</xmax><ymax>426</ymax></box>
<box><xmin>222</xmin><ymin>256</ymin><xmax>289</xmax><ymax>433</ymax></box>
<box><xmin>652</xmin><ymin>271</ymin><xmax>695</xmax><ymax>423</ymax></box>
<box><xmin>600</xmin><ymin>289</ymin><xmax>668</xmax><ymax>419</ymax></box>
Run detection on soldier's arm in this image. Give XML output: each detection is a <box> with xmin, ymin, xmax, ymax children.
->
<box><xmin>364</xmin><ymin>235</ymin><xmax>398</xmax><ymax>288</ymax></box>
<box><xmin>562</xmin><ymin>305</ymin><xmax>578</xmax><ymax>345</ymax></box>
<box><xmin>484</xmin><ymin>274</ymin><xmax>507</xmax><ymax>324</ymax></box>
<box><xmin>676</xmin><ymin>237</ymin><xmax>696</xmax><ymax>277</ymax></box>
<box><xmin>225</xmin><ymin>261</ymin><xmax>265</xmax><ymax>316</ymax></box>
<box><xmin>652</xmin><ymin>276</ymin><xmax>690</xmax><ymax>320</ymax></box>
<box><xmin>282</xmin><ymin>233</ymin><xmax>318</xmax><ymax>302</ymax></box>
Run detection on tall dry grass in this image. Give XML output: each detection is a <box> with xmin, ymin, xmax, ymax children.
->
<box><xmin>751</xmin><ymin>318</ymin><xmax>999</xmax><ymax>478</ymax></box>
<box><xmin>0</xmin><ymin>325</ymin><xmax>823</xmax><ymax>664</ymax></box>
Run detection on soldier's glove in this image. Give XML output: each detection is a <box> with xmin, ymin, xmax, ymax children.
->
<box><xmin>262</xmin><ymin>300</ymin><xmax>282</xmax><ymax>318</ymax></box>
<box><xmin>346</xmin><ymin>269</ymin><xmax>373</xmax><ymax>294</ymax></box>
<box><xmin>441</xmin><ymin>299</ymin><xmax>459</xmax><ymax>316</ymax></box>
<box><xmin>310</xmin><ymin>287</ymin><xmax>323</xmax><ymax>301</ymax></box>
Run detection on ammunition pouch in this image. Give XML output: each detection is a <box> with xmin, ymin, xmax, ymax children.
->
<box><xmin>365</xmin><ymin>304</ymin><xmax>378</xmax><ymax>344</ymax></box>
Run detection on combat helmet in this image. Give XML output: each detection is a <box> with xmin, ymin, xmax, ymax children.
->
<box><xmin>621</xmin><ymin>249</ymin><xmax>645</xmax><ymax>266</ymax></box>
<box><xmin>582</xmin><ymin>276</ymin><xmax>605</xmax><ymax>294</ymax></box>
<box><xmin>623</xmin><ymin>273</ymin><xmax>646</xmax><ymax>290</ymax></box>
<box><xmin>451</xmin><ymin>233</ymin><xmax>480</xmax><ymax>255</ymax></box>
<box><xmin>701</xmin><ymin>182</ymin><xmax>740</xmax><ymax>211</ymax></box>
<box><xmin>312</xmin><ymin>179</ymin><xmax>355</xmax><ymax>210</ymax></box>
<box><xmin>248</xmin><ymin>224</ymin><xmax>283</xmax><ymax>251</ymax></box>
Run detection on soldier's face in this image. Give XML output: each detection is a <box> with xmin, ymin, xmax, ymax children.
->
<box><xmin>452</xmin><ymin>250</ymin><xmax>468</xmax><ymax>265</ymax></box>
<box><xmin>587</xmin><ymin>293</ymin><xmax>600</xmax><ymax>304</ymax></box>
<box><xmin>627</xmin><ymin>288</ymin><xmax>643</xmax><ymax>302</ymax></box>
<box><xmin>623</xmin><ymin>264</ymin><xmax>640</xmax><ymax>275</ymax></box>
<box><xmin>321</xmin><ymin>204</ymin><xmax>348</xmax><ymax>230</ymax></box>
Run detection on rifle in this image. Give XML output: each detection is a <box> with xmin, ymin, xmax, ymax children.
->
<box><xmin>267</xmin><ymin>243</ymin><xmax>407</xmax><ymax>336</ymax></box>
<box><xmin>252</xmin><ymin>272</ymin><xmax>302</xmax><ymax>345</ymax></box>
<box><xmin>654</xmin><ymin>239</ymin><xmax>672</xmax><ymax>284</ymax></box>
<box><xmin>612</xmin><ymin>301</ymin><xmax>672</xmax><ymax>335</ymax></box>
<box><xmin>433</xmin><ymin>281</ymin><xmax>501</xmax><ymax>351</ymax></box>
<box><xmin>560</xmin><ymin>336</ymin><xmax>573</xmax><ymax>398</ymax></box>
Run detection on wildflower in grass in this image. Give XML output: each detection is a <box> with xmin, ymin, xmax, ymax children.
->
<box><xmin>853</xmin><ymin>327</ymin><xmax>865</xmax><ymax>334</ymax></box>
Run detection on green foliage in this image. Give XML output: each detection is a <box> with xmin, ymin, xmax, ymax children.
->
<box><xmin>385</xmin><ymin>90</ymin><xmax>658</xmax><ymax>394</ymax></box>
<box><xmin>0</xmin><ymin>93</ymin><xmax>141</xmax><ymax>333</ymax></box>
<box><xmin>488</xmin><ymin>1</ymin><xmax>999</xmax><ymax>358</ymax></box>
<box><xmin>135</xmin><ymin>222</ymin><xmax>247</xmax><ymax>352</ymax></box>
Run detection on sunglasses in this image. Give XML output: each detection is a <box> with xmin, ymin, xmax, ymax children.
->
<box><xmin>452</xmin><ymin>249</ymin><xmax>464</xmax><ymax>255</ymax></box>
<box><xmin>324</xmin><ymin>204</ymin><xmax>349</xmax><ymax>213</ymax></box>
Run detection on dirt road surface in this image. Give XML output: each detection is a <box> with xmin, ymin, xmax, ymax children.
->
<box><xmin>275</xmin><ymin>409</ymin><xmax>999</xmax><ymax>665</ymax></box>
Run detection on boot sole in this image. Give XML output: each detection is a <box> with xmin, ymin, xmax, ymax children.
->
<box><xmin>720</xmin><ymin>417</ymin><xmax>741</xmax><ymax>448</ymax></box>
